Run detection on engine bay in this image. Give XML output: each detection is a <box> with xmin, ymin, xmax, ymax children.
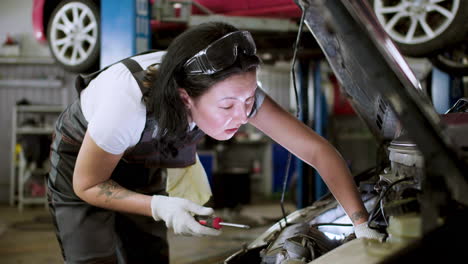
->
<box><xmin>225</xmin><ymin>109</ymin><xmax>468</xmax><ymax>263</ymax></box>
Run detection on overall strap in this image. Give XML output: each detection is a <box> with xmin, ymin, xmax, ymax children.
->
<box><xmin>121</xmin><ymin>58</ymin><xmax>148</xmax><ymax>96</ymax></box>
<box><xmin>74</xmin><ymin>50</ymin><xmax>158</xmax><ymax>96</ymax></box>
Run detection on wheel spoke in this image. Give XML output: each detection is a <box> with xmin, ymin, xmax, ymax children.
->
<box><xmin>405</xmin><ymin>17</ymin><xmax>418</xmax><ymax>42</ymax></box>
<box><xmin>55</xmin><ymin>23</ymin><xmax>69</xmax><ymax>34</ymax></box>
<box><xmin>83</xmin><ymin>35</ymin><xmax>96</xmax><ymax>45</ymax></box>
<box><xmin>72</xmin><ymin>6</ymin><xmax>79</xmax><ymax>24</ymax></box>
<box><xmin>78</xmin><ymin>8</ymin><xmax>89</xmax><ymax>27</ymax></box>
<box><xmin>385</xmin><ymin>12</ymin><xmax>406</xmax><ymax>32</ymax></box>
<box><xmin>376</xmin><ymin>5</ymin><xmax>404</xmax><ymax>14</ymax></box>
<box><xmin>418</xmin><ymin>16</ymin><xmax>435</xmax><ymax>38</ymax></box>
<box><xmin>58</xmin><ymin>43</ymin><xmax>71</xmax><ymax>57</ymax></box>
<box><xmin>55</xmin><ymin>37</ymin><xmax>72</xmax><ymax>46</ymax></box>
<box><xmin>428</xmin><ymin>4</ymin><xmax>455</xmax><ymax>19</ymax></box>
<box><xmin>430</xmin><ymin>0</ymin><xmax>448</xmax><ymax>4</ymax></box>
<box><xmin>71</xmin><ymin>46</ymin><xmax>78</xmax><ymax>63</ymax></box>
<box><xmin>82</xmin><ymin>22</ymin><xmax>97</xmax><ymax>34</ymax></box>
<box><xmin>58</xmin><ymin>11</ymin><xmax>73</xmax><ymax>29</ymax></box>
<box><xmin>77</xmin><ymin>45</ymin><xmax>87</xmax><ymax>58</ymax></box>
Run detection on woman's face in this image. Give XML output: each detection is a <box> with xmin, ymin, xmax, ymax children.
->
<box><xmin>185</xmin><ymin>71</ymin><xmax>258</xmax><ymax>140</ymax></box>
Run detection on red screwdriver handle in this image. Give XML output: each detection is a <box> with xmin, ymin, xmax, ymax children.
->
<box><xmin>195</xmin><ymin>216</ymin><xmax>222</xmax><ymax>229</ymax></box>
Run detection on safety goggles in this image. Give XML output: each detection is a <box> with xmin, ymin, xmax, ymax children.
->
<box><xmin>184</xmin><ymin>31</ymin><xmax>257</xmax><ymax>75</ymax></box>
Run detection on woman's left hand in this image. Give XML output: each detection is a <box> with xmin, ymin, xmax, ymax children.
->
<box><xmin>354</xmin><ymin>221</ymin><xmax>385</xmax><ymax>241</ymax></box>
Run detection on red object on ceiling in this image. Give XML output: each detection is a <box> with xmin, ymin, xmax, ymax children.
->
<box><xmin>330</xmin><ymin>74</ymin><xmax>356</xmax><ymax>116</ymax></box>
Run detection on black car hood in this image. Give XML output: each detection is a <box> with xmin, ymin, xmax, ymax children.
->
<box><xmin>295</xmin><ymin>0</ymin><xmax>468</xmax><ymax>226</ymax></box>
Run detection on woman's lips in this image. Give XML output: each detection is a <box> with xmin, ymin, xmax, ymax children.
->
<box><xmin>225</xmin><ymin>127</ymin><xmax>239</xmax><ymax>134</ymax></box>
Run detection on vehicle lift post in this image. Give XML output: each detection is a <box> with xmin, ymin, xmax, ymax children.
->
<box><xmin>101</xmin><ymin>0</ymin><xmax>151</xmax><ymax>67</ymax></box>
<box><xmin>431</xmin><ymin>67</ymin><xmax>464</xmax><ymax>114</ymax></box>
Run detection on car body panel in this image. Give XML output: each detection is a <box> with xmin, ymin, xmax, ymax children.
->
<box><xmin>32</xmin><ymin>0</ymin><xmax>46</xmax><ymax>43</ymax></box>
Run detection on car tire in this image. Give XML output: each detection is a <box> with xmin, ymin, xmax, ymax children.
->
<box><xmin>47</xmin><ymin>0</ymin><xmax>100</xmax><ymax>73</ymax></box>
<box><xmin>371</xmin><ymin>0</ymin><xmax>468</xmax><ymax>57</ymax></box>
<box><xmin>430</xmin><ymin>41</ymin><xmax>468</xmax><ymax>76</ymax></box>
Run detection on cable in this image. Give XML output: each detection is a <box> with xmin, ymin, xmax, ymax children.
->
<box><xmin>380</xmin><ymin>198</ymin><xmax>389</xmax><ymax>226</ymax></box>
<box><xmin>367</xmin><ymin>177</ymin><xmax>412</xmax><ymax>229</ymax></box>
<box><xmin>280</xmin><ymin>9</ymin><xmax>306</xmax><ymax>228</ymax></box>
<box><xmin>279</xmin><ymin>154</ymin><xmax>292</xmax><ymax>230</ymax></box>
<box><xmin>311</xmin><ymin>223</ymin><xmax>353</xmax><ymax>228</ymax></box>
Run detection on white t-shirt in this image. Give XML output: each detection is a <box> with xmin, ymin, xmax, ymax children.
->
<box><xmin>80</xmin><ymin>51</ymin><xmax>266</xmax><ymax>155</ymax></box>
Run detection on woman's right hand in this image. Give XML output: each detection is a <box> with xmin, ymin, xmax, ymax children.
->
<box><xmin>150</xmin><ymin>195</ymin><xmax>222</xmax><ymax>237</ymax></box>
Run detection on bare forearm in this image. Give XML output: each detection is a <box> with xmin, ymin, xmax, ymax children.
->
<box><xmin>256</xmin><ymin>120</ymin><xmax>368</xmax><ymax>224</ymax></box>
<box><xmin>273</xmin><ymin>132</ymin><xmax>369</xmax><ymax>224</ymax></box>
<box><xmin>78</xmin><ymin>179</ymin><xmax>152</xmax><ymax>217</ymax></box>
<box><xmin>313</xmin><ymin>143</ymin><xmax>368</xmax><ymax>225</ymax></box>
<box><xmin>250</xmin><ymin>97</ymin><xmax>368</xmax><ymax>224</ymax></box>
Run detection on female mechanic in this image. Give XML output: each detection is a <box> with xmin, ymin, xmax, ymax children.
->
<box><xmin>47</xmin><ymin>22</ymin><xmax>382</xmax><ymax>264</ymax></box>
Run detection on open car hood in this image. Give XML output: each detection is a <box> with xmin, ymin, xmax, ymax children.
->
<box><xmin>297</xmin><ymin>0</ymin><xmax>468</xmax><ymax>213</ymax></box>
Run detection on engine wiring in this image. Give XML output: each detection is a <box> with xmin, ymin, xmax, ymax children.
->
<box><xmin>368</xmin><ymin>177</ymin><xmax>413</xmax><ymax>230</ymax></box>
<box><xmin>279</xmin><ymin>7</ymin><xmax>306</xmax><ymax>229</ymax></box>
<box><xmin>310</xmin><ymin>223</ymin><xmax>353</xmax><ymax>228</ymax></box>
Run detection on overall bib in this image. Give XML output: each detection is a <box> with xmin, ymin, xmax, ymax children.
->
<box><xmin>47</xmin><ymin>58</ymin><xmax>204</xmax><ymax>264</ymax></box>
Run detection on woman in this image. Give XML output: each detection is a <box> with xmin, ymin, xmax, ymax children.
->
<box><xmin>47</xmin><ymin>22</ymin><xmax>381</xmax><ymax>264</ymax></box>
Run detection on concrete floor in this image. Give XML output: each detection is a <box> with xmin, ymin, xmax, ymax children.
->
<box><xmin>0</xmin><ymin>201</ymin><xmax>295</xmax><ymax>264</ymax></box>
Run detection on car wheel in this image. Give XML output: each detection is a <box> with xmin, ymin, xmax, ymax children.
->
<box><xmin>430</xmin><ymin>40</ymin><xmax>468</xmax><ymax>76</ymax></box>
<box><xmin>47</xmin><ymin>0</ymin><xmax>100</xmax><ymax>73</ymax></box>
<box><xmin>372</xmin><ymin>0</ymin><xmax>468</xmax><ymax>57</ymax></box>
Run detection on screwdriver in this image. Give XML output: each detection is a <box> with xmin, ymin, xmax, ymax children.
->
<box><xmin>195</xmin><ymin>216</ymin><xmax>250</xmax><ymax>230</ymax></box>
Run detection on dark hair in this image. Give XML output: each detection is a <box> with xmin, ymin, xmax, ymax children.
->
<box><xmin>144</xmin><ymin>22</ymin><xmax>260</xmax><ymax>157</ymax></box>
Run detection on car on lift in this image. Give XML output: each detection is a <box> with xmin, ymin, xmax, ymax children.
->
<box><xmin>32</xmin><ymin>0</ymin><xmax>302</xmax><ymax>73</ymax></box>
<box><xmin>33</xmin><ymin>0</ymin><xmax>468</xmax><ymax>75</ymax></box>
<box><xmin>370</xmin><ymin>0</ymin><xmax>468</xmax><ymax>76</ymax></box>
<box><xmin>225</xmin><ymin>0</ymin><xmax>468</xmax><ymax>263</ymax></box>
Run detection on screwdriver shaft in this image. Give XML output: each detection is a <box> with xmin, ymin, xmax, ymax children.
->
<box><xmin>220</xmin><ymin>222</ymin><xmax>250</xmax><ymax>229</ymax></box>
<box><xmin>195</xmin><ymin>215</ymin><xmax>250</xmax><ymax>229</ymax></box>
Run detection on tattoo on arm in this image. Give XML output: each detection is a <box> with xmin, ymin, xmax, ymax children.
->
<box><xmin>97</xmin><ymin>180</ymin><xmax>134</xmax><ymax>202</ymax></box>
<box><xmin>351</xmin><ymin>210</ymin><xmax>368</xmax><ymax>224</ymax></box>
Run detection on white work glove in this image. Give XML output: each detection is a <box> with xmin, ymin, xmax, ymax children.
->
<box><xmin>354</xmin><ymin>221</ymin><xmax>385</xmax><ymax>241</ymax></box>
<box><xmin>150</xmin><ymin>195</ymin><xmax>221</xmax><ymax>237</ymax></box>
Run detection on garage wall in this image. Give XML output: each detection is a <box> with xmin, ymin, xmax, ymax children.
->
<box><xmin>0</xmin><ymin>66</ymin><xmax>77</xmax><ymax>203</ymax></box>
<box><xmin>0</xmin><ymin>0</ymin><xmax>77</xmax><ymax>202</ymax></box>
<box><xmin>0</xmin><ymin>0</ymin><xmax>51</xmax><ymax>57</ymax></box>
<box><xmin>258</xmin><ymin>63</ymin><xmax>291</xmax><ymax>111</ymax></box>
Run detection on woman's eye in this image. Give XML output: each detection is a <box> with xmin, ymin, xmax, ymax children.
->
<box><xmin>220</xmin><ymin>105</ymin><xmax>233</xmax><ymax>110</ymax></box>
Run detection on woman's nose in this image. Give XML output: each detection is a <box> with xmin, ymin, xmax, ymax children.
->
<box><xmin>233</xmin><ymin>104</ymin><xmax>248</xmax><ymax>124</ymax></box>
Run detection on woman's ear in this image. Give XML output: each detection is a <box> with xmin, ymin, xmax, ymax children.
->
<box><xmin>178</xmin><ymin>88</ymin><xmax>193</xmax><ymax>109</ymax></box>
